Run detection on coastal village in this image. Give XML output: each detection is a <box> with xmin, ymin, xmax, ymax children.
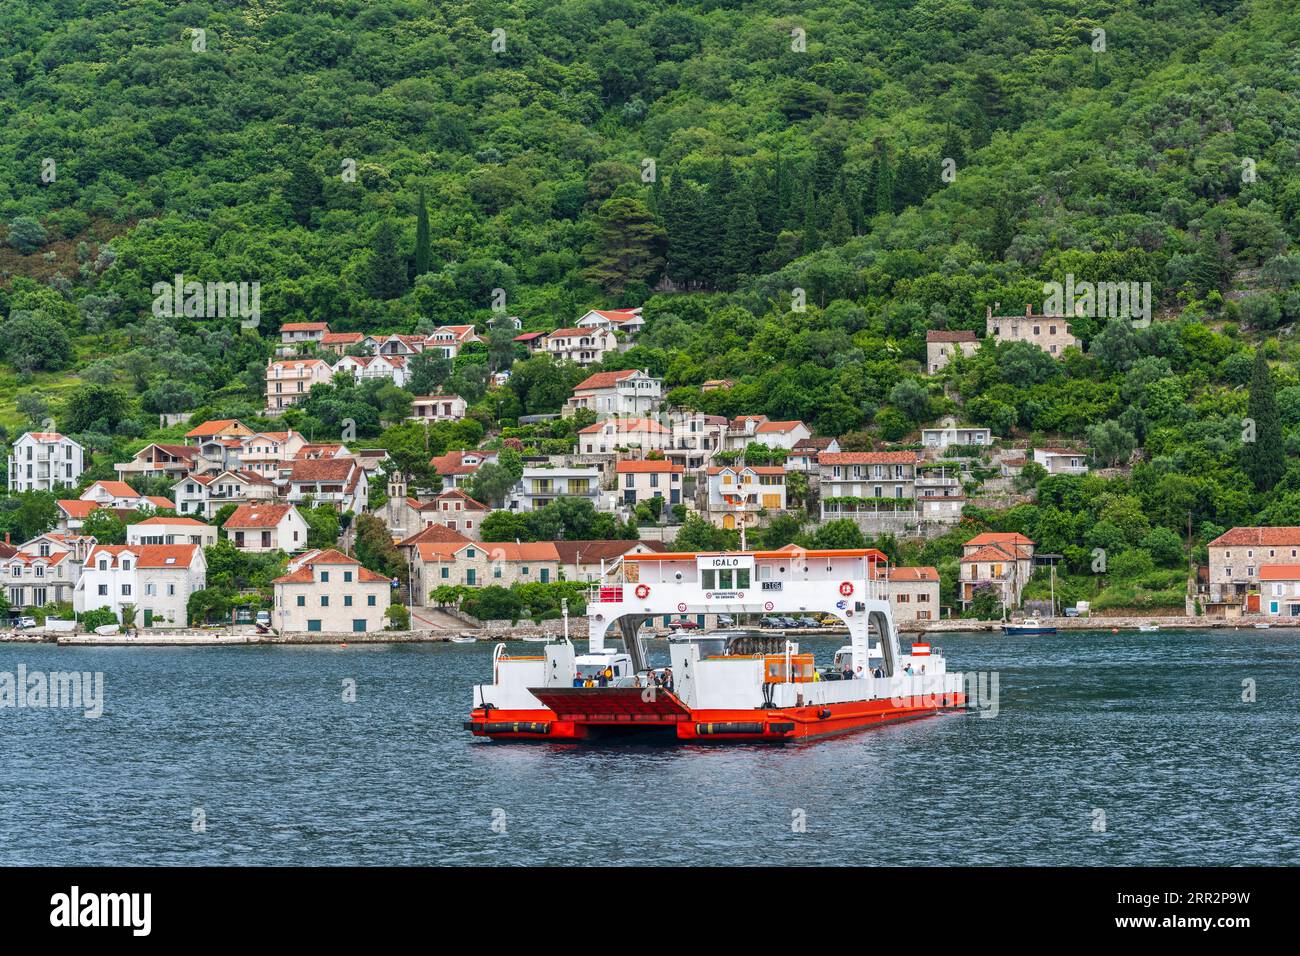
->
<box><xmin>0</xmin><ymin>303</ymin><xmax>1290</xmax><ymax>639</ymax></box>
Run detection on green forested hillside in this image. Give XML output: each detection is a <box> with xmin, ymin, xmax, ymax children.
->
<box><xmin>0</xmin><ymin>0</ymin><xmax>1298</xmax><ymax>594</ymax></box>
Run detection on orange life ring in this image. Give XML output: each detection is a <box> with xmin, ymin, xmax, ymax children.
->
<box><xmin>635</xmin><ymin>583</ymin><xmax>650</xmax><ymax>599</ymax></box>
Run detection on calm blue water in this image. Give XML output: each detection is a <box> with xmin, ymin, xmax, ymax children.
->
<box><xmin>1</xmin><ymin>630</ymin><xmax>1297</xmax><ymax>866</ymax></box>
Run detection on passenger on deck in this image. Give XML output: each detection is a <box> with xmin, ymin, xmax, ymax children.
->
<box><xmin>841</xmin><ymin>665</ymin><xmax>853</xmax><ymax>680</ymax></box>
<box><xmin>662</xmin><ymin>668</ymin><xmax>674</xmax><ymax>692</ymax></box>
<box><xmin>572</xmin><ymin>673</ymin><xmax>584</xmax><ymax>687</ymax></box>
<box><xmin>855</xmin><ymin>665</ymin><xmax>866</xmax><ymax>679</ymax></box>
<box><xmin>904</xmin><ymin>663</ymin><xmax>915</xmax><ymax>676</ymax></box>
<box><xmin>873</xmin><ymin>665</ymin><xmax>885</xmax><ymax>678</ymax></box>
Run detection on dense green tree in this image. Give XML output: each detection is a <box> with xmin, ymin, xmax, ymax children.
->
<box><xmin>1244</xmin><ymin>349</ymin><xmax>1283</xmax><ymax>491</ymax></box>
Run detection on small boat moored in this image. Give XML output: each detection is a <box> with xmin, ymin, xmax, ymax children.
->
<box><xmin>1138</xmin><ymin>623</ymin><xmax>1160</xmax><ymax>632</ymax></box>
<box><xmin>1002</xmin><ymin>616</ymin><xmax>1057</xmax><ymax>635</ymax></box>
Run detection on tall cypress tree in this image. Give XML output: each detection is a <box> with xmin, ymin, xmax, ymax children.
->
<box><xmin>1245</xmin><ymin>348</ymin><xmax>1284</xmax><ymax>491</ymax></box>
<box><xmin>413</xmin><ymin>188</ymin><xmax>432</xmax><ymax>278</ymax></box>
<box><xmin>366</xmin><ymin>221</ymin><xmax>408</xmax><ymax>300</ymax></box>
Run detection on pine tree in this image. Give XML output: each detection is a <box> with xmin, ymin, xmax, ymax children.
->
<box><xmin>1245</xmin><ymin>348</ymin><xmax>1284</xmax><ymax>491</ymax></box>
<box><xmin>872</xmin><ymin>143</ymin><xmax>895</xmax><ymax>216</ymax></box>
<box><xmin>413</xmin><ymin>188</ymin><xmax>432</xmax><ymax>278</ymax></box>
<box><xmin>581</xmin><ymin>197</ymin><xmax>666</xmax><ymax>294</ymax></box>
<box><xmin>366</xmin><ymin>221</ymin><xmax>408</xmax><ymax>300</ymax></box>
<box><xmin>801</xmin><ymin>183</ymin><xmax>821</xmax><ymax>253</ymax></box>
<box><xmin>285</xmin><ymin>156</ymin><xmax>322</xmax><ymax>227</ymax></box>
<box><xmin>723</xmin><ymin>186</ymin><xmax>762</xmax><ymax>284</ymax></box>
<box><xmin>827</xmin><ymin>200</ymin><xmax>852</xmax><ymax>246</ymax></box>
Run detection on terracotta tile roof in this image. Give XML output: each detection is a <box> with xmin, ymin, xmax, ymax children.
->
<box><xmin>706</xmin><ymin>465</ymin><xmax>786</xmax><ymax>476</ymax></box>
<box><xmin>321</xmin><ymin>332</ymin><xmax>365</xmax><ymax>345</ymax></box>
<box><xmin>820</xmin><ymin>451</ymin><xmax>917</xmax><ymax>465</ymax></box>
<box><xmin>926</xmin><ymin>330</ymin><xmax>978</xmax><ymax>343</ymax></box>
<box><xmin>224</xmin><ymin>504</ymin><xmax>297</xmax><ymax>528</ymax></box>
<box><xmin>1258</xmin><ymin>564</ymin><xmax>1300</xmax><ymax>580</ymax></box>
<box><xmin>755</xmin><ymin>420</ymin><xmax>806</xmax><ymax>434</ymax></box>
<box><xmin>87</xmin><ymin>544</ymin><xmax>200</xmax><ymax>569</ymax></box>
<box><xmin>1209</xmin><ymin>527</ymin><xmax>1300</xmax><ymax>548</ymax></box>
<box><xmin>793</xmin><ymin>437</ymin><xmax>836</xmax><ymax>451</ymax></box>
<box><xmin>546</xmin><ymin>327</ymin><xmax>588</xmax><ymax>338</ymax></box>
<box><xmin>57</xmin><ymin>500</ymin><xmax>100</xmax><ymax>518</ymax></box>
<box><xmin>84</xmin><ymin>481</ymin><xmax>140</xmax><ymax>499</ymax></box>
<box><xmin>574</xmin><ymin>369</ymin><xmax>638</xmax><ymax>391</ymax></box>
<box><xmin>184</xmin><ymin>419</ymin><xmax>247</xmax><ymax>438</ymax></box>
<box><xmin>615</xmin><ymin>459</ymin><xmax>683</xmax><ymax>473</ymax></box>
<box><xmin>145</xmin><ymin>497</ymin><xmax>175</xmax><ymax>510</ymax></box>
<box><xmin>416</xmin><ymin>541</ymin><xmax>560</xmax><ymax>563</ymax></box>
<box><xmin>397</xmin><ymin>524</ymin><xmax>472</xmax><ymax>547</ymax></box>
<box><xmin>273</xmin><ymin>548</ymin><xmax>390</xmax><ymax>585</ymax></box>
<box><xmin>960</xmin><ymin>544</ymin><xmax>1032</xmax><ymax>563</ymax></box>
<box><xmin>965</xmin><ymin>532</ymin><xmax>1035</xmax><ymax>548</ymax></box>
<box><xmin>146</xmin><ymin>443</ymin><xmax>200</xmax><ymax>459</ymax></box>
<box><xmin>552</xmin><ymin>540</ymin><xmax>666</xmax><ymax>564</ymax></box>
<box><xmin>882</xmin><ymin>566</ymin><xmax>940</xmax><ymax>582</ymax></box>
<box><xmin>285</xmin><ymin>459</ymin><xmax>356</xmax><ymax>482</ymax></box>
<box><xmin>430</xmin><ymin>450</ymin><xmax>484</xmax><ymax>475</ymax></box>
<box><xmin>24</xmin><ymin>432</ymin><xmax>68</xmax><ymax>442</ymax></box>
<box><xmin>411</xmin><ymin>489</ymin><xmax>489</xmax><ymax>511</ymax></box>
<box><xmin>579</xmin><ymin>417</ymin><xmax>669</xmax><ymax>435</ymax></box>
<box><xmin>281</xmin><ymin>322</ymin><xmax>329</xmax><ymax>332</ymax></box>
<box><xmin>514</xmin><ymin>331</ymin><xmax>546</xmax><ymax>342</ymax></box>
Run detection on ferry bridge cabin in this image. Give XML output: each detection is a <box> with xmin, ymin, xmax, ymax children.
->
<box><xmin>591</xmin><ymin>548</ymin><xmax>900</xmax><ymax>675</ymax></box>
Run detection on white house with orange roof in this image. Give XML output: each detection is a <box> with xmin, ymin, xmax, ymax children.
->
<box><xmin>266</xmin><ymin>358</ymin><xmax>334</xmax><ymax>412</ymax></box>
<box><xmin>818</xmin><ymin>451</ymin><xmax>919</xmax><ymax>522</ymax></box>
<box><xmin>0</xmin><ymin>536</ymin><xmax>82</xmax><ymax>618</ymax></box>
<box><xmin>959</xmin><ymin>532</ymin><xmax>1036</xmax><ymax>610</ymax></box>
<box><xmin>74</xmin><ymin>544</ymin><xmax>207</xmax><ymax>627</ymax></box>
<box><xmin>616</xmin><ymin>459</ymin><xmax>683</xmax><ymax>508</ymax></box>
<box><xmin>173</xmin><ymin>469</ymin><xmax>276</xmax><ymax>519</ymax></box>
<box><xmin>223</xmin><ymin>503</ymin><xmax>309</xmax><ymax>553</ymax></box>
<box><xmin>430</xmin><ymin>449</ymin><xmax>498</xmax><ymax>490</ymax></box>
<box><xmin>127</xmin><ymin>516</ymin><xmax>218</xmax><ymax>548</ymax></box>
<box><xmin>54</xmin><ymin>499</ymin><xmax>100</xmax><ymax>534</ymax></box>
<box><xmin>7</xmin><ymin>432</ymin><xmax>84</xmax><ymax>493</ymax></box>
<box><xmin>706</xmin><ymin>465</ymin><xmax>787</xmax><ymax>530</ymax></box>
<box><xmin>753</xmin><ymin>420</ymin><xmax>812</xmax><ymax>450</ymax></box>
<box><xmin>114</xmin><ymin>442</ymin><xmax>201</xmax><ymax>482</ymax></box>
<box><xmin>723</xmin><ymin>415</ymin><xmax>771</xmax><ymax>451</ymax></box>
<box><xmin>183</xmin><ymin>419</ymin><xmax>253</xmax><ymax>445</ymax></box>
<box><xmin>319</xmin><ymin>331</ymin><xmax>377</xmax><ymax>356</ymax></box>
<box><xmin>333</xmin><ymin>352</ymin><xmax>410</xmax><ymax>388</ymax></box>
<box><xmin>543</xmin><ymin>327</ymin><xmax>616</xmax><ymax>366</ymax></box>
<box><xmin>272</xmin><ymin>549</ymin><xmax>392</xmax><ymax>633</ymax></box>
<box><xmin>279</xmin><ymin>322</ymin><xmax>329</xmax><ymax>347</ymax></box>
<box><xmin>578</xmin><ymin>417</ymin><xmax>670</xmax><ymax>455</ymax></box>
<box><xmin>563</xmin><ymin>369</ymin><xmax>662</xmax><ymax>418</ymax></box>
<box><xmin>575</xmin><ymin>308</ymin><xmax>645</xmax><ymax>337</ymax></box>
<box><xmin>238</xmin><ymin>431</ymin><xmax>308</xmax><ymax>479</ymax></box>
<box><xmin>280</xmin><ymin>458</ymin><xmax>367</xmax><ymax>513</ymax></box>
<box><xmin>80</xmin><ymin>481</ymin><xmax>155</xmax><ymax>510</ymax></box>
<box><xmin>410</xmin><ymin>394</ymin><xmax>467</xmax><ymax>422</ymax></box>
<box><xmin>425</xmin><ymin>325</ymin><xmax>482</xmax><ymax>359</ymax></box>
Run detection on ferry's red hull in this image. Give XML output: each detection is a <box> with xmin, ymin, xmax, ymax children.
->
<box><xmin>465</xmin><ymin>691</ymin><xmax>966</xmax><ymax>742</ymax></box>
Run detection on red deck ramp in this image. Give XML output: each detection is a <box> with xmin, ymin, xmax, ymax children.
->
<box><xmin>530</xmin><ymin>687</ymin><xmax>691</xmax><ymax>724</ymax></box>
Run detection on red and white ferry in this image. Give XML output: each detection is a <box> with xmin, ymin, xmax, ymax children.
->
<box><xmin>465</xmin><ymin>547</ymin><xmax>966</xmax><ymax>742</ymax></box>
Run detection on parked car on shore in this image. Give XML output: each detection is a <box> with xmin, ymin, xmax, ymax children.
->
<box><xmin>667</xmin><ymin>618</ymin><xmax>699</xmax><ymax>631</ymax></box>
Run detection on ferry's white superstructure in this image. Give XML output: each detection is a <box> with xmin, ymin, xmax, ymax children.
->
<box><xmin>466</xmin><ymin>547</ymin><xmax>966</xmax><ymax>741</ymax></box>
